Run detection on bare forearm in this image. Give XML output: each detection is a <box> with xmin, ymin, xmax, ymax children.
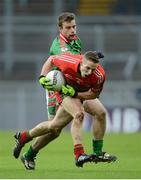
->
<box><xmin>76</xmin><ymin>91</ymin><xmax>100</xmax><ymax>101</ymax></box>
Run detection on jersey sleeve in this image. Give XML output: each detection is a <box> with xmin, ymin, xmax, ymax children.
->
<box><xmin>51</xmin><ymin>56</ymin><xmax>65</xmax><ymax>70</ymax></box>
<box><xmin>91</xmin><ymin>71</ymin><xmax>106</xmax><ymax>94</ymax></box>
<box><xmin>91</xmin><ymin>82</ymin><xmax>104</xmax><ymax>94</ymax></box>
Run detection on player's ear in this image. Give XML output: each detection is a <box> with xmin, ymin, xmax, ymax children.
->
<box><xmin>58</xmin><ymin>26</ymin><xmax>61</xmax><ymax>31</ymax></box>
<box><xmin>58</xmin><ymin>27</ymin><xmax>61</xmax><ymax>32</ymax></box>
<box><xmin>58</xmin><ymin>25</ymin><xmax>62</xmax><ymax>32</ymax></box>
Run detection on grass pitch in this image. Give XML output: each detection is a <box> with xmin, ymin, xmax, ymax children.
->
<box><xmin>0</xmin><ymin>131</ymin><xmax>141</xmax><ymax>179</ymax></box>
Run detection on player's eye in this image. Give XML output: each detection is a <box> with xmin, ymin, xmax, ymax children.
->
<box><xmin>66</xmin><ymin>26</ymin><xmax>71</xmax><ymax>30</ymax></box>
<box><xmin>86</xmin><ymin>67</ymin><xmax>91</xmax><ymax>71</ymax></box>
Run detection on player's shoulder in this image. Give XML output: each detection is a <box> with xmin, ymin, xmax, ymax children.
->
<box><xmin>52</xmin><ymin>35</ymin><xmax>59</xmax><ymax>42</ymax></box>
<box><xmin>76</xmin><ymin>36</ymin><xmax>82</xmax><ymax>43</ymax></box>
<box><xmin>47</xmin><ymin>55</ymin><xmax>55</xmax><ymax>61</ymax></box>
<box><xmin>97</xmin><ymin>64</ymin><xmax>105</xmax><ymax>75</ymax></box>
<box><xmin>49</xmin><ymin>35</ymin><xmax>61</xmax><ymax>55</ymax></box>
<box><xmin>94</xmin><ymin>64</ymin><xmax>106</xmax><ymax>82</ymax></box>
<box><xmin>59</xmin><ymin>52</ymin><xmax>82</xmax><ymax>59</ymax></box>
<box><xmin>50</xmin><ymin>36</ymin><xmax>60</xmax><ymax>47</ymax></box>
<box><xmin>52</xmin><ymin>53</ymin><xmax>82</xmax><ymax>65</ymax></box>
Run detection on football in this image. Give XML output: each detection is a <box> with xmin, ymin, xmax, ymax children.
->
<box><xmin>46</xmin><ymin>70</ymin><xmax>66</xmax><ymax>91</ymax></box>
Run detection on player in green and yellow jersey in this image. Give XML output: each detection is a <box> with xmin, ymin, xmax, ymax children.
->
<box><xmin>47</xmin><ymin>12</ymin><xmax>82</xmax><ymax>119</ymax></box>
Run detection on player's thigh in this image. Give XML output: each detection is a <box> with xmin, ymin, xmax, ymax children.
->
<box><xmin>83</xmin><ymin>98</ymin><xmax>107</xmax><ymax>116</ymax></box>
<box><xmin>51</xmin><ymin>105</ymin><xmax>73</xmax><ymax>129</ymax></box>
<box><xmin>62</xmin><ymin>96</ymin><xmax>84</xmax><ymax>118</ymax></box>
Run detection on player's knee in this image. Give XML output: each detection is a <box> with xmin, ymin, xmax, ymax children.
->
<box><xmin>74</xmin><ymin>111</ymin><xmax>84</xmax><ymax>126</ymax></box>
<box><xmin>97</xmin><ymin>109</ymin><xmax>106</xmax><ymax>121</ymax></box>
<box><xmin>49</xmin><ymin>123</ymin><xmax>62</xmax><ymax>137</ymax></box>
<box><xmin>51</xmin><ymin>127</ymin><xmax>62</xmax><ymax>137</ymax></box>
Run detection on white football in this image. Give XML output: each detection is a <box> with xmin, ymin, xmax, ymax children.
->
<box><xmin>46</xmin><ymin>70</ymin><xmax>66</xmax><ymax>91</ymax></box>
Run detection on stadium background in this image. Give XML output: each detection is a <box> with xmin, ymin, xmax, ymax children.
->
<box><xmin>0</xmin><ymin>0</ymin><xmax>141</xmax><ymax>133</ymax></box>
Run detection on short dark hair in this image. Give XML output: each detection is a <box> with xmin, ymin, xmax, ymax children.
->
<box><xmin>84</xmin><ymin>51</ymin><xmax>100</xmax><ymax>63</ymax></box>
<box><xmin>57</xmin><ymin>12</ymin><xmax>76</xmax><ymax>28</ymax></box>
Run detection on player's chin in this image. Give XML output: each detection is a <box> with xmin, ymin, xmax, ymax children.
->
<box><xmin>83</xmin><ymin>74</ymin><xmax>89</xmax><ymax>78</ymax></box>
<box><xmin>69</xmin><ymin>35</ymin><xmax>75</xmax><ymax>39</ymax></box>
<box><xmin>82</xmin><ymin>74</ymin><xmax>87</xmax><ymax>78</ymax></box>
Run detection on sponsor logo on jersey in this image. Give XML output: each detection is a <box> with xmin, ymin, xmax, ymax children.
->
<box><xmin>61</xmin><ymin>47</ymin><xmax>68</xmax><ymax>52</ymax></box>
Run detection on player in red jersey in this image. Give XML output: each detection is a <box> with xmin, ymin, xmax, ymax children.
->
<box><xmin>44</xmin><ymin>53</ymin><xmax>105</xmax><ymax>94</ymax></box>
<box><xmin>13</xmin><ymin>51</ymin><xmax>117</xmax><ymax>169</ymax></box>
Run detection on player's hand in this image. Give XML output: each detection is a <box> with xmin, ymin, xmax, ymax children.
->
<box><xmin>61</xmin><ymin>85</ymin><xmax>77</xmax><ymax>97</ymax></box>
<box><xmin>39</xmin><ymin>75</ymin><xmax>53</xmax><ymax>90</ymax></box>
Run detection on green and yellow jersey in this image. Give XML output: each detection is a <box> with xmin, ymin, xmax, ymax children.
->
<box><xmin>49</xmin><ymin>33</ymin><xmax>82</xmax><ymax>55</ymax></box>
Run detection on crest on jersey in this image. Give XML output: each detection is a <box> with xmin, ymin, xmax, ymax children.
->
<box><xmin>61</xmin><ymin>47</ymin><xmax>68</xmax><ymax>52</ymax></box>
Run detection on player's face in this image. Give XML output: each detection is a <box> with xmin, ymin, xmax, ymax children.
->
<box><xmin>59</xmin><ymin>20</ymin><xmax>76</xmax><ymax>41</ymax></box>
<box><xmin>80</xmin><ymin>59</ymin><xmax>99</xmax><ymax>78</ymax></box>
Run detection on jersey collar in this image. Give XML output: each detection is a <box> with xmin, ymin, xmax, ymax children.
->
<box><xmin>60</xmin><ymin>33</ymin><xmax>78</xmax><ymax>43</ymax></box>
